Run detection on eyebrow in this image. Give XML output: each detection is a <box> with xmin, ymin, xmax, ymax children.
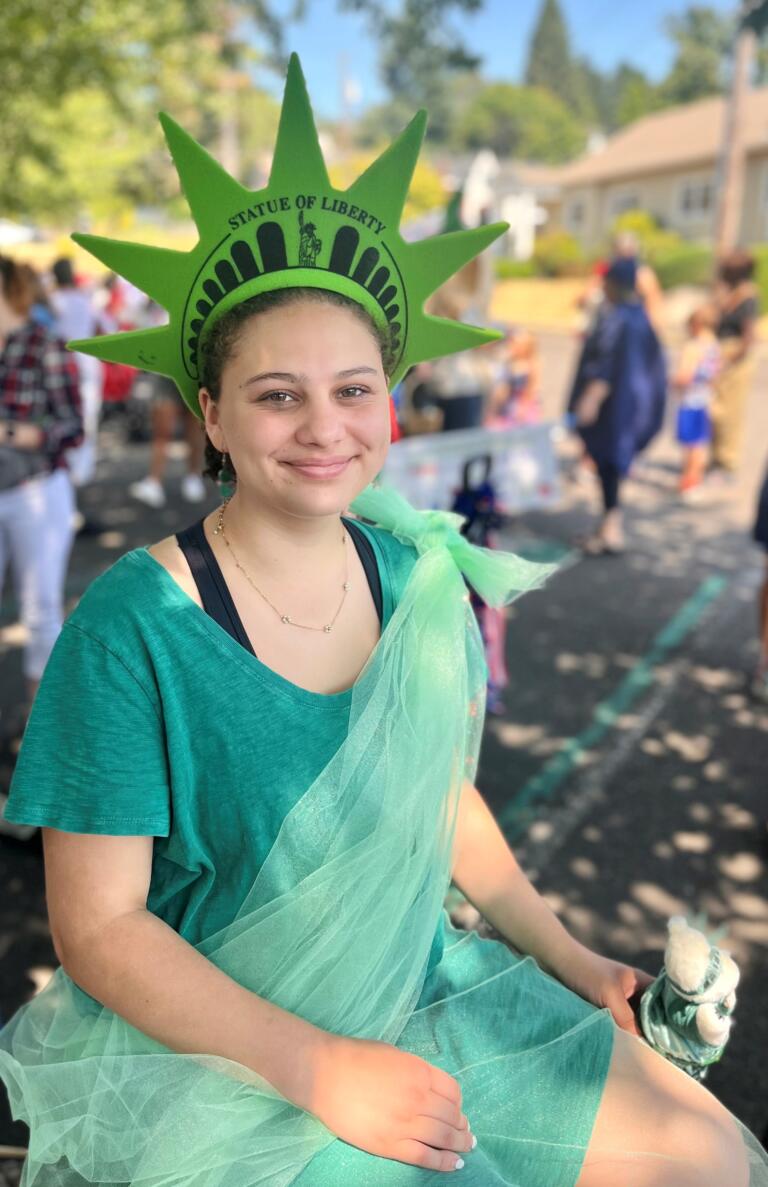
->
<box><xmin>240</xmin><ymin>366</ymin><xmax>378</xmax><ymax>388</ymax></box>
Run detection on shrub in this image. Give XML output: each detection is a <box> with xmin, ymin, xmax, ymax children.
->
<box><xmin>653</xmin><ymin>243</ymin><xmax>713</xmax><ymax>290</ymax></box>
<box><xmin>532</xmin><ymin>229</ymin><xmax>587</xmax><ymax>277</ymax></box>
<box><xmin>494</xmin><ymin>257</ymin><xmax>538</xmax><ymax>279</ymax></box>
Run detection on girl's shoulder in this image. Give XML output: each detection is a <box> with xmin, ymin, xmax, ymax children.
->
<box><xmin>64</xmin><ymin>545</ymin><xmax>174</xmax><ymax>651</ymax></box>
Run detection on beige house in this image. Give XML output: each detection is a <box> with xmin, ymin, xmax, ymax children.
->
<box><xmin>558</xmin><ymin>88</ymin><xmax>768</xmax><ymax>249</ymax></box>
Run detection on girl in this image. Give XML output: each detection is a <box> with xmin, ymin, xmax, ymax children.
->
<box><xmin>0</xmin><ymin>57</ymin><xmax>765</xmax><ymax>1187</ymax></box>
<box><xmin>673</xmin><ymin>306</ymin><xmax>720</xmax><ymax>496</ymax></box>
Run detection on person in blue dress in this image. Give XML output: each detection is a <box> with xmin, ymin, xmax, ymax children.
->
<box><xmin>568</xmin><ymin>257</ymin><xmax>667</xmax><ymax>555</ymax></box>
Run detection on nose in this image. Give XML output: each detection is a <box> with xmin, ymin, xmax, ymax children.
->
<box><xmin>295</xmin><ymin>394</ymin><xmax>346</xmax><ymax>448</ymax></box>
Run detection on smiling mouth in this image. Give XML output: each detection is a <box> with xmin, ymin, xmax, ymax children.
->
<box><xmin>280</xmin><ymin>458</ymin><xmax>355</xmax><ymax>478</ymax></box>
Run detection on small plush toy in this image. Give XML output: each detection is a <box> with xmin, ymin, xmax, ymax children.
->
<box><xmin>639</xmin><ymin>916</ymin><xmax>740</xmax><ymax>1081</ymax></box>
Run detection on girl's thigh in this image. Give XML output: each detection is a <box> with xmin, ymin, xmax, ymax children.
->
<box><xmin>576</xmin><ymin>1026</ymin><xmax>748</xmax><ymax>1187</ymax></box>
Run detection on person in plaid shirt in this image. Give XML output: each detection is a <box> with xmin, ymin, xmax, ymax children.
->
<box><xmin>0</xmin><ymin>254</ymin><xmax>83</xmax><ymax>719</ymax></box>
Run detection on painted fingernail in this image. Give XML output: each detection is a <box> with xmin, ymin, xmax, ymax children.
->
<box><xmin>455</xmin><ymin>1158</ymin><xmax>465</xmax><ymax>1170</ymax></box>
<box><xmin>471</xmin><ymin>1134</ymin><xmax>477</xmax><ymax>1150</ymax></box>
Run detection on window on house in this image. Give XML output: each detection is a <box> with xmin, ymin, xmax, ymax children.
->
<box><xmin>567</xmin><ymin>200</ymin><xmax>584</xmax><ymax>228</ymax></box>
<box><xmin>680</xmin><ymin>181</ymin><xmax>713</xmax><ymax>217</ymax></box>
<box><xmin>609</xmin><ymin>193</ymin><xmax>640</xmax><ymax>217</ymax></box>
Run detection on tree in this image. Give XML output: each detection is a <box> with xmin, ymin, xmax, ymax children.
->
<box><xmin>658</xmin><ymin>6</ymin><xmax>734</xmax><ymax>105</ymax></box>
<box><xmin>524</xmin><ymin>0</ymin><xmax>595</xmax><ymax>123</ymax></box>
<box><xmin>455</xmin><ymin>82</ymin><xmax>586</xmax><ymax>163</ymax></box>
<box><xmin>339</xmin><ymin>0</ymin><xmax>483</xmax><ymax>140</ymax></box>
<box><xmin>613</xmin><ymin>65</ymin><xmax>662</xmax><ymax>128</ymax></box>
<box><xmin>0</xmin><ymin>0</ymin><xmax>290</xmax><ymax>219</ymax></box>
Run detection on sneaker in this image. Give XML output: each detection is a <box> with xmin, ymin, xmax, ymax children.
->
<box><xmin>181</xmin><ymin>473</ymin><xmax>206</xmax><ymax>503</ymax></box>
<box><xmin>129</xmin><ymin>476</ymin><xmax>166</xmax><ymax>508</ymax></box>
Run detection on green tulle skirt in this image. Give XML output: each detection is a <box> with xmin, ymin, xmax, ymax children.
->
<box><xmin>294</xmin><ymin>912</ymin><xmax>615</xmax><ymax>1186</ymax></box>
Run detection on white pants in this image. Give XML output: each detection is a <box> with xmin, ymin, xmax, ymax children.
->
<box><xmin>0</xmin><ymin>469</ymin><xmax>76</xmax><ymax>680</ymax></box>
<box><xmin>65</xmin><ymin>373</ymin><xmax>103</xmax><ymax>487</ymax></box>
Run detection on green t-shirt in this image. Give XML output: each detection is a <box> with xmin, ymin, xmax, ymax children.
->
<box><xmin>5</xmin><ymin>520</ymin><xmax>445</xmax><ymax>972</ymax></box>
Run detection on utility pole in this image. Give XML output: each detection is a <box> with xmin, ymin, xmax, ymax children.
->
<box><xmin>713</xmin><ymin>24</ymin><xmax>756</xmax><ymax>254</ymax></box>
<box><xmin>218</xmin><ymin>3</ymin><xmax>242</xmax><ymax>180</ymax></box>
<box><xmin>713</xmin><ymin>1</ymin><xmax>768</xmax><ymax>254</ymax></box>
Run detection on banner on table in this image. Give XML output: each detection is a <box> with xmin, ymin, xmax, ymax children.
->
<box><xmin>381</xmin><ymin>423</ymin><xmax>560</xmax><ymax>513</ymax></box>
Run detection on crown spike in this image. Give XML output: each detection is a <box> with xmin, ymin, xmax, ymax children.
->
<box><xmin>69</xmin><ymin>325</ymin><xmax>178</xmax><ymax>377</ymax></box>
<box><xmin>405</xmin><ymin>316</ymin><xmax>503</xmax><ymax>371</ymax></box>
<box><xmin>268</xmin><ymin>53</ymin><xmax>330</xmax><ymax>192</ymax></box>
<box><xmin>71</xmin><ymin>234</ymin><xmax>188</xmax><ymax>312</ymax></box>
<box><xmin>347</xmin><ymin>111</ymin><xmax>427</xmax><ymax>231</ymax></box>
<box><xmin>158</xmin><ymin>112</ymin><xmax>250</xmax><ymax>239</ymax></box>
<box><xmin>408</xmin><ymin>223</ymin><xmax>508</xmax><ymax>304</ymax></box>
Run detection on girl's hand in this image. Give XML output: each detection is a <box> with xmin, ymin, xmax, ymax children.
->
<box><xmin>308</xmin><ymin>1034</ymin><xmax>475</xmax><ymax>1173</ymax></box>
<box><xmin>556</xmin><ymin>943</ymin><xmax>654</xmax><ymax>1035</ymax></box>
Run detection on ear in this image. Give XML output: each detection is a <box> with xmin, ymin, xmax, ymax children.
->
<box><xmin>199</xmin><ymin>388</ymin><xmax>225</xmax><ymax>452</ymax></box>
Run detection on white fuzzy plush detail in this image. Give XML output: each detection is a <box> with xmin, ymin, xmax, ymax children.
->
<box><xmin>665</xmin><ymin>917</ymin><xmax>715</xmax><ymax>993</ymax></box>
<box><xmin>697</xmin><ymin>1002</ymin><xmax>733</xmax><ymax>1047</ymax></box>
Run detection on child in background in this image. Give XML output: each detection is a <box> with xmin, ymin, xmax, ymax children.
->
<box><xmin>673</xmin><ymin>306</ymin><xmax>721</xmax><ymax>495</ymax></box>
<box><xmin>487</xmin><ymin>328</ymin><xmax>541</xmax><ymax>429</ymax></box>
<box><xmin>752</xmin><ymin>465</ymin><xmax>768</xmax><ymax>702</ymax></box>
<box><xmin>451</xmin><ymin>456</ymin><xmax>509</xmax><ymax>715</ymax></box>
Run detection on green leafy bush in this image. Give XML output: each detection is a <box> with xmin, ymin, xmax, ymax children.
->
<box><xmin>653</xmin><ymin>244</ymin><xmax>713</xmax><ymax>290</ymax></box>
<box><xmin>750</xmin><ymin>244</ymin><xmax>768</xmax><ymax>312</ymax></box>
<box><xmin>611</xmin><ymin>209</ymin><xmax>712</xmax><ymax>289</ymax></box>
<box><xmin>494</xmin><ymin>258</ymin><xmax>538</xmax><ymax>279</ymax></box>
<box><xmin>532</xmin><ymin>229</ymin><xmax>587</xmax><ymax>277</ymax></box>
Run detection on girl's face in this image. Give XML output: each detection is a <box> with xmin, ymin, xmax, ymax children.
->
<box><xmin>200</xmin><ymin>300</ymin><xmax>391</xmax><ymax>520</ymax></box>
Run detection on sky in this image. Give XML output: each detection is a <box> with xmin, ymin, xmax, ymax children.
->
<box><xmin>258</xmin><ymin>0</ymin><xmax>737</xmax><ymax>118</ymax></box>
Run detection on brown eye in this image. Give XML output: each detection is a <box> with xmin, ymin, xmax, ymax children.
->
<box><xmin>258</xmin><ymin>390</ymin><xmax>295</xmax><ymax>405</ymax></box>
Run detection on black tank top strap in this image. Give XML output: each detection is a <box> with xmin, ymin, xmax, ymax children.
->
<box><xmin>176</xmin><ymin>520</ymin><xmax>256</xmax><ymax>655</ymax></box>
<box><xmin>342</xmin><ymin>517</ymin><xmax>383</xmax><ymax>624</ymax></box>
<box><xmin>175</xmin><ymin>516</ymin><xmax>383</xmax><ymax>657</ymax></box>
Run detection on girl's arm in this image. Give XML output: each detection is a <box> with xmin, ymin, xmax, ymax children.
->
<box><xmin>43</xmin><ymin>829</ymin><xmax>330</xmax><ymax>1109</ymax></box>
<box><xmin>450</xmin><ymin>781</ymin><xmax>652</xmax><ymax>1030</ymax></box>
<box><xmin>43</xmin><ymin>829</ymin><xmax>473</xmax><ymax>1170</ymax></box>
<box><xmin>450</xmin><ymin>781</ymin><xmax>577</xmax><ymax>978</ymax></box>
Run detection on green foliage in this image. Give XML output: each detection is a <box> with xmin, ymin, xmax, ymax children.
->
<box><xmin>524</xmin><ymin>0</ymin><xmax>596</xmax><ymax>123</ymax></box>
<box><xmin>329</xmin><ymin>152</ymin><xmax>447</xmax><ymax>220</ymax></box>
<box><xmin>494</xmin><ymin>258</ymin><xmax>537</xmax><ymax>279</ymax></box>
<box><xmin>610</xmin><ymin>210</ymin><xmax>712</xmax><ymax>289</ymax></box>
<box><xmin>653</xmin><ymin>244</ymin><xmax>714</xmax><ymax>289</ymax></box>
<box><xmin>611</xmin><ymin>210</ymin><xmax>682</xmax><ymax>257</ymax></box>
<box><xmin>532</xmin><ymin>229</ymin><xmax>587</xmax><ymax>277</ymax></box>
<box><xmin>455</xmin><ymin>83</ymin><xmax>586</xmax><ymax>163</ymax></box>
<box><xmin>339</xmin><ymin>0</ymin><xmax>483</xmax><ymax>141</ymax></box>
<box><xmin>658</xmin><ymin>6</ymin><xmax>734</xmax><ymax>105</ymax></box>
<box><xmin>0</xmin><ymin>0</ymin><xmax>292</xmax><ymax>220</ymax></box>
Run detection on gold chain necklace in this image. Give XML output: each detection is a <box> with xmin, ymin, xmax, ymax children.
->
<box><xmin>212</xmin><ymin>496</ymin><xmax>350</xmax><ymax>633</ymax></box>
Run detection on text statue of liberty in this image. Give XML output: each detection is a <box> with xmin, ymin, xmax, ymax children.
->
<box><xmin>298</xmin><ymin>208</ymin><xmax>322</xmax><ymax>266</ymax></box>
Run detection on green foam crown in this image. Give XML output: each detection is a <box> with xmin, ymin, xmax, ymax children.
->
<box><xmin>69</xmin><ymin>54</ymin><xmax>508</xmax><ymax>418</ymax></box>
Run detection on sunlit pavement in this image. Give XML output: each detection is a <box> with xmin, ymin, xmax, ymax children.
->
<box><xmin>0</xmin><ymin>337</ymin><xmax>766</xmax><ymax>1162</ymax></box>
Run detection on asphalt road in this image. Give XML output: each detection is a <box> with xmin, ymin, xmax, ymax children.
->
<box><xmin>0</xmin><ymin>334</ymin><xmax>766</xmax><ymax>1174</ymax></box>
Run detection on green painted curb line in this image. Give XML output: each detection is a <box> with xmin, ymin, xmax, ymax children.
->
<box><xmin>498</xmin><ymin>574</ymin><xmax>729</xmax><ymax>838</ymax></box>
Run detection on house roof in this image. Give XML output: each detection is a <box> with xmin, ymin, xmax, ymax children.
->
<box><xmin>561</xmin><ymin>87</ymin><xmax>768</xmax><ymax>188</ymax></box>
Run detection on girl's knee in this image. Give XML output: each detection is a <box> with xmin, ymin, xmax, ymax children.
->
<box><xmin>674</xmin><ymin>1099</ymin><xmax>748</xmax><ymax>1187</ymax></box>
